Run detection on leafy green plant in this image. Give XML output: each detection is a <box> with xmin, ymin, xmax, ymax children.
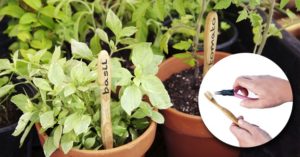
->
<box><xmin>230</xmin><ymin>0</ymin><xmax>300</xmax><ymax>54</ymax></box>
<box><xmin>159</xmin><ymin>0</ymin><xmax>234</xmax><ymax>54</ymax></box>
<box><xmin>0</xmin><ymin>0</ymin><xmax>97</xmax><ymax>55</ymax></box>
<box><xmin>0</xmin><ymin>9</ymin><xmax>171</xmax><ymax>157</ymax></box>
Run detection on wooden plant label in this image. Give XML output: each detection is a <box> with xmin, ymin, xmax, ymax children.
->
<box><xmin>203</xmin><ymin>11</ymin><xmax>218</xmax><ymax>76</ymax></box>
<box><xmin>98</xmin><ymin>50</ymin><xmax>113</xmax><ymax>149</ymax></box>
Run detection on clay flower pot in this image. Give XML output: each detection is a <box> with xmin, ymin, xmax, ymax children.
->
<box><xmin>157</xmin><ymin>52</ymin><xmax>240</xmax><ymax>157</ymax></box>
<box><xmin>35</xmin><ymin>121</ymin><xmax>156</xmax><ymax>157</ymax></box>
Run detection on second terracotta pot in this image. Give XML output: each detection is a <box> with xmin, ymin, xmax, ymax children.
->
<box><xmin>157</xmin><ymin>52</ymin><xmax>240</xmax><ymax>157</ymax></box>
<box><xmin>35</xmin><ymin>121</ymin><xmax>156</xmax><ymax>157</ymax></box>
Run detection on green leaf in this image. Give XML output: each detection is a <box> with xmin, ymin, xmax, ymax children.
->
<box><xmin>151</xmin><ymin>111</ymin><xmax>164</xmax><ymax>124</ymax></box>
<box><xmin>106</xmin><ymin>9</ymin><xmax>122</xmax><ymax>37</ymax></box>
<box><xmin>70</xmin><ymin>62</ymin><xmax>90</xmax><ymax>85</ymax></box>
<box><xmin>0</xmin><ymin>4</ymin><xmax>25</xmax><ymax>18</ymax></box>
<box><xmin>297</xmin><ymin>0</ymin><xmax>300</xmax><ymax>11</ymax></box>
<box><xmin>253</xmin><ymin>26</ymin><xmax>262</xmax><ymax>45</ymax></box>
<box><xmin>280</xmin><ymin>0</ymin><xmax>289</xmax><ymax>9</ymax></box>
<box><xmin>121</xmin><ymin>26</ymin><xmax>137</xmax><ymax>37</ymax></box>
<box><xmin>132</xmin><ymin>108</ymin><xmax>147</xmax><ymax>119</ymax></box>
<box><xmin>51</xmin><ymin>46</ymin><xmax>61</xmax><ymax>63</ymax></box>
<box><xmin>120</xmin><ymin>85</ymin><xmax>142</xmax><ymax>115</ymax></box>
<box><xmin>173</xmin><ymin>0</ymin><xmax>185</xmax><ymax>16</ymax></box>
<box><xmin>0</xmin><ymin>59</ymin><xmax>12</xmax><ymax>71</ymax></box>
<box><xmin>19</xmin><ymin>13</ymin><xmax>37</xmax><ymax>24</ymax></box>
<box><xmin>11</xmin><ymin>94</ymin><xmax>35</xmax><ymax>113</ymax></box>
<box><xmin>96</xmin><ymin>28</ymin><xmax>109</xmax><ymax>44</ymax></box>
<box><xmin>70</xmin><ymin>39</ymin><xmax>93</xmax><ymax>60</ymax></box>
<box><xmin>141</xmin><ymin>76</ymin><xmax>165</xmax><ymax>93</ymax></box>
<box><xmin>84</xmin><ymin>137</ymin><xmax>96</xmax><ymax>149</ymax></box>
<box><xmin>268</xmin><ymin>24</ymin><xmax>282</xmax><ymax>38</ymax></box>
<box><xmin>249</xmin><ymin>13</ymin><xmax>262</xmax><ymax>27</ymax></box>
<box><xmin>53</xmin><ymin>125</ymin><xmax>62</xmax><ymax>148</ymax></box>
<box><xmin>152</xmin><ymin>0</ymin><xmax>166</xmax><ymax>21</ymax></box>
<box><xmin>129</xmin><ymin>128</ymin><xmax>138</xmax><ymax>140</ymax></box>
<box><xmin>61</xmin><ymin>133</ymin><xmax>74</xmax><ymax>154</ymax></box>
<box><xmin>40</xmin><ymin>111</ymin><xmax>55</xmax><ymax>130</ymax></box>
<box><xmin>141</xmin><ymin>76</ymin><xmax>172</xmax><ymax>109</ymax></box>
<box><xmin>48</xmin><ymin>62</ymin><xmax>66</xmax><ymax>85</ymax></box>
<box><xmin>160</xmin><ymin>32</ymin><xmax>171</xmax><ymax>54</ymax></box>
<box><xmin>90</xmin><ymin>34</ymin><xmax>101</xmax><ymax>55</ymax></box>
<box><xmin>74</xmin><ymin>115</ymin><xmax>91</xmax><ymax>135</ymax></box>
<box><xmin>286</xmin><ymin>9</ymin><xmax>296</xmax><ymax>19</ymax></box>
<box><xmin>173</xmin><ymin>52</ymin><xmax>193</xmax><ymax>59</ymax></box>
<box><xmin>221</xmin><ymin>21</ymin><xmax>231</xmax><ymax>31</ymax></box>
<box><xmin>33</xmin><ymin>78</ymin><xmax>52</xmax><ymax>91</ymax></box>
<box><xmin>23</xmin><ymin>0</ymin><xmax>42</xmax><ymax>10</ymax></box>
<box><xmin>63</xmin><ymin>113</ymin><xmax>80</xmax><ymax>133</ymax></box>
<box><xmin>236</xmin><ymin>9</ymin><xmax>248</xmax><ymax>22</ymax></box>
<box><xmin>20</xmin><ymin>121</ymin><xmax>34</xmax><ymax>147</ymax></box>
<box><xmin>0</xmin><ymin>77</ymin><xmax>9</xmax><ymax>87</ymax></box>
<box><xmin>17</xmin><ymin>31</ymin><xmax>32</xmax><ymax>42</ymax></box>
<box><xmin>43</xmin><ymin>136</ymin><xmax>57</xmax><ymax>157</ymax></box>
<box><xmin>0</xmin><ymin>84</ymin><xmax>14</xmax><ymax>98</ymax></box>
<box><xmin>38</xmin><ymin>15</ymin><xmax>54</xmax><ymax>29</ymax></box>
<box><xmin>12</xmin><ymin>112</ymin><xmax>33</xmax><ymax>136</ymax></box>
<box><xmin>132</xmin><ymin>2</ymin><xmax>149</xmax><ymax>21</ymax></box>
<box><xmin>64</xmin><ymin>84</ymin><xmax>76</xmax><ymax>97</ymax></box>
<box><xmin>249</xmin><ymin>0</ymin><xmax>260</xmax><ymax>9</ymax></box>
<box><xmin>135</xmin><ymin>18</ymin><xmax>148</xmax><ymax>42</ymax></box>
<box><xmin>132</xmin><ymin>43</ymin><xmax>153</xmax><ymax>67</ymax></box>
<box><xmin>132</xmin><ymin>101</ymin><xmax>152</xmax><ymax>118</ymax></box>
<box><xmin>132</xmin><ymin>118</ymin><xmax>149</xmax><ymax>130</ymax></box>
<box><xmin>214</xmin><ymin>0</ymin><xmax>232</xmax><ymax>9</ymax></box>
<box><xmin>173</xmin><ymin>40</ymin><xmax>192</xmax><ymax>50</ymax></box>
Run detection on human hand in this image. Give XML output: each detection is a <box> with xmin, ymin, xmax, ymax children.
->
<box><xmin>233</xmin><ymin>75</ymin><xmax>292</xmax><ymax>108</ymax></box>
<box><xmin>230</xmin><ymin>118</ymin><xmax>271</xmax><ymax>147</ymax></box>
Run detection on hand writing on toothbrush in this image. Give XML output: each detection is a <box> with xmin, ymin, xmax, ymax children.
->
<box><xmin>230</xmin><ymin>75</ymin><xmax>292</xmax><ymax>147</ymax></box>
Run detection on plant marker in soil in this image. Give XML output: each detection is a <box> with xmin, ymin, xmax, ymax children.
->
<box><xmin>98</xmin><ymin>50</ymin><xmax>113</xmax><ymax>149</ymax></box>
<box><xmin>204</xmin><ymin>91</ymin><xmax>238</xmax><ymax>125</ymax></box>
<box><xmin>203</xmin><ymin>12</ymin><xmax>218</xmax><ymax>76</ymax></box>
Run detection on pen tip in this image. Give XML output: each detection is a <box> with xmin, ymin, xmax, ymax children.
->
<box><xmin>214</xmin><ymin>91</ymin><xmax>221</xmax><ymax>95</ymax></box>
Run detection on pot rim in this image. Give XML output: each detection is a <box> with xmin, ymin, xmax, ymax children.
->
<box><xmin>36</xmin><ymin>121</ymin><xmax>157</xmax><ymax>154</ymax></box>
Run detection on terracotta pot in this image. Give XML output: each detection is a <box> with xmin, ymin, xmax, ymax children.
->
<box><xmin>35</xmin><ymin>121</ymin><xmax>156</xmax><ymax>157</ymax></box>
<box><xmin>157</xmin><ymin>52</ymin><xmax>240</xmax><ymax>157</ymax></box>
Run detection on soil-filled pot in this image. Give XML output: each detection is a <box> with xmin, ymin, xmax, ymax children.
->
<box><xmin>36</xmin><ymin>121</ymin><xmax>157</xmax><ymax>157</ymax></box>
<box><xmin>157</xmin><ymin>52</ymin><xmax>240</xmax><ymax>157</ymax></box>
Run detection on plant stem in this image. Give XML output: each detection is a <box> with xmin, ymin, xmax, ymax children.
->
<box><xmin>255</xmin><ymin>0</ymin><xmax>275</xmax><ymax>55</ymax></box>
<box><xmin>192</xmin><ymin>0</ymin><xmax>207</xmax><ymax>78</ymax></box>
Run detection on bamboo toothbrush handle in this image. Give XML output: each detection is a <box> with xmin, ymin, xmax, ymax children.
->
<box><xmin>203</xmin><ymin>12</ymin><xmax>218</xmax><ymax>76</ymax></box>
<box><xmin>204</xmin><ymin>92</ymin><xmax>238</xmax><ymax>124</ymax></box>
<box><xmin>98</xmin><ymin>50</ymin><xmax>113</xmax><ymax>149</ymax></box>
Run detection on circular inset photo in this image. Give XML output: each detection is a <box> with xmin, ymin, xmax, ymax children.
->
<box><xmin>198</xmin><ymin>53</ymin><xmax>293</xmax><ymax>148</ymax></box>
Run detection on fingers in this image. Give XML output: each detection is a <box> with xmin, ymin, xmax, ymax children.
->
<box><xmin>233</xmin><ymin>76</ymin><xmax>256</xmax><ymax>93</ymax></box>
<box><xmin>237</xmin><ymin>119</ymin><xmax>257</xmax><ymax>133</ymax></box>
<box><xmin>230</xmin><ymin>124</ymin><xmax>250</xmax><ymax>139</ymax></box>
<box><xmin>240</xmin><ymin>99</ymin><xmax>260</xmax><ymax>108</ymax></box>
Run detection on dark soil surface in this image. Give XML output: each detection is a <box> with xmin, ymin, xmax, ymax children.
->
<box><xmin>0</xmin><ymin>99</ymin><xmax>21</xmax><ymax>128</ymax></box>
<box><xmin>163</xmin><ymin>66</ymin><xmax>203</xmax><ymax>116</ymax></box>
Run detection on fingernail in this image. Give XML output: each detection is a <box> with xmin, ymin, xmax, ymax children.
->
<box><xmin>238</xmin><ymin>119</ymin><xmax>243</xmax><ymax>125</ymax></box>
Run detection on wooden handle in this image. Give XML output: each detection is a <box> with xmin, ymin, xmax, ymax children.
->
<box><xmin>203</xmin><ymin>12</ymin><xmax>218</xmax><ymax>76</ymax></box>
<box><xmin>204</xmin><ymin>91</ymin><xmax>238</xmax><ymax>125</ymax></box>
<box><xmin>98</xmin><ymin>50</ymin><xmax>113</xmax><ymax>149</ymax></box>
